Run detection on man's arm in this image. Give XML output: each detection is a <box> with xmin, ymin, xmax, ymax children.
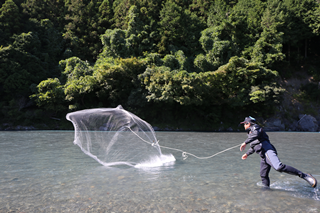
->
<box><xmin>243</xmin><ymin>128</ymin><xmax>259</xmax><ymax>144</ymax></box>
<box><xmin>245</xmin><ymin>147</ymin><xmax>255</xmax><ymax>156</ymax></box>
<box><xmin>240</xmin><ymin>142</ymin><xmax>254</xmax><ymax>160</ymax></box>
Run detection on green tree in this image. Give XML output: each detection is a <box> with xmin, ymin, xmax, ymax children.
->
<box><xmin>250</xmin><ymin>0</ymin><xmax>286</xmax><ymax>67</ymax></box>
<box><xmin>94</xmin><ymin>57</ymin><xmax>147</xmax><ymax>109</ymax></box>
<box><xmin>112</xmin><ymin>0</ymin><xmax>135</xmax><ymax>29</ymax></box>
<box><xmin>229</xmin><ymin>0</ymin><xmax>266</xmax><ymax>52</ymax></box>
<box><xmin>0</xmin><ymin>31</ymin><xmax>49</xmax><ymax>99</ymax></box>
<box><xmin>0</xmin><ymin>17</ymin><xmax>64</xmax><ymax>124</ymax></box>
<box><xmin>100</xmin><ymin>28</ymin><xmax>127</xmax><ymax>58</ymax></box>
<box><xmin>64</xmin><ymin>0</ymin><xmax>111</xmax><ymax>61</ymax></box>
<box><xmin>0</xmin><ymin>46</ymin><xmax>31</xmax><ymax>99</ymax></box>
<box><xmin>98</xmin><ymin>0</ymin><xmax>114</xmax><ymax>31</ymax></box>
<box><xmin>0</xmin><ymin>0</ymin><xmax>21</xmax><ymax>40</ymax></box>
<box><xmin>125</xmin><ymin>5</ymin><xmax>151</xmax><ymax>56</ymax></box>
<box><xmin>140</xmin><ymin>56</ymin><xmax>284</xmax><ymax>108</ymax></box>
<box><xmin>138</xmin><ymin>0</ymin><xmax>163</xmax><ymax>24</ymax></box>
<box><xmin>207</xmin><ymin>0</ymin><xmax>230</xmax><ymax>28</ymax></box>
<box><xmin>282</xmin><ymin>0</ymin><xmax>317</xmax><ymax>60</ymax></box>
<box><xmin>214</xmin><ymin>57</ymin><xmax>284</xmax><ymax>107</ymax></box>
<box><xmin>112</xmin><ymin>0</ymin><xmax>163</xmax><ymax>29</ymax></box>
<box><xmin>30</xmin><ymin>78</ymin><xmax>66</xmax><ymax>112</ymax></box>
<box><xmin>196</xmin><ymin>23</ymin><xmax>239</xmax><ymax>71</ymax></box>
<box><xmin>32</xmin><ymin>56</ymin><xmax>147</xmax><ymax>111</ymax></box>
<box><xmin>25</xmin><ymin>19</ymin><xmax>65</xmax><ymax>74</ymax></box>
<box><xmin>59</xmin><ymin>56</ymin><xmax>97</xmax><ymax>110</ymax></box>
<box><xmin>158</xmin><ymin>0</ymin><xmax>183</xmax><ymax>53</ymax></box>
<box><xmin>189</xmin><ymin>0</ymin><xmax>214</xmax><ymax>24</ymax></box>
<box><xmin>21</xmin><ymin>0</ymin><xmax>66</xmax><ymax>30</ymax></box>
<box><xmin>309</xmin><ymin>2</ymin><xmax>320</xmax><ymax>36</ymax></box>
<box><xmin>158</xmin><ymin>0</ymin><xmax>204</xmax><ymax>55</ymax></box>
<box><xmin>99</xmin><ymin>5</ymin><xmax>159</xmax><ymax>58</ymax></box>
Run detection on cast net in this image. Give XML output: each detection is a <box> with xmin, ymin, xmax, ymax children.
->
<box><xmin>66</xmin><ymin>105</ymin><xmax>175</xmax><ymax>167</ymax></box>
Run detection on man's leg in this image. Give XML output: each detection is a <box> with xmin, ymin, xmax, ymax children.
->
<box><xmin>265</xmin><ymin>149</ymin><xmax>317</xmax><ymax>188</ymax></box>
<box><xmin>265</xmin><ymin>149</ymin><xmax>303</xmax><ymax>176</ymax></box>
<box><xmin>260</xmin><ymin>157</ymin><xmax>271</xmax><ymax>187</ymax></box>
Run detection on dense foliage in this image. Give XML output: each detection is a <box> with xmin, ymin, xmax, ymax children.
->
<box><xmin>1</xmin><ymin>0</ymin><xmax>320</xmax><ymax>130</ymax></box>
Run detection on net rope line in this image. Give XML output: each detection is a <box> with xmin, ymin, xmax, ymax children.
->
<box><xmin>127</xmin><ymin>127</ymin><xmax>242</xmax><ymax>160</ymax></box>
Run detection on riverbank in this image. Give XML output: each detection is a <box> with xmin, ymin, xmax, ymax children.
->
<box><xmin>1</xmin><ymin>74</ymin><xmax>320</xmax><ymax>132</ymax></box>
<box><xmin>1</xmin><ymin>113</ymin><xmax>319</xmax><ymax>132</ymax></box>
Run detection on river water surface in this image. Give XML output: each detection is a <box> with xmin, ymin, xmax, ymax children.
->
<box><xmin>0</xmin><ymin>131</ymin><xmax>319</xmax><ymax>212</ymax></box>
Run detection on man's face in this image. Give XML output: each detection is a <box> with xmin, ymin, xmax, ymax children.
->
<box><xmin>244</xmin><ymin>122</ymin><xmax>251</xmax><ymax>130</ymax></box>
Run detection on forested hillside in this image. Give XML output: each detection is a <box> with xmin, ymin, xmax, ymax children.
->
<box><xmin>1</xmin><ymin>0</ymin><xmax>320</xmax><ymax>130</ymax></box>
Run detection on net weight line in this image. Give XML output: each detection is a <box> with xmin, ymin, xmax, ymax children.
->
<box><xmin>127</xmin><ymin>127</ymin><xmax>242</xmax><ymax>160</ymax></box>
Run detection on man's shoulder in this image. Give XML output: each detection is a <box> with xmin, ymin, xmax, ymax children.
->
<box><xmin>251</xmin><ymin>124</ymin><xmax>261</xmax><ymax>131</ymax></box>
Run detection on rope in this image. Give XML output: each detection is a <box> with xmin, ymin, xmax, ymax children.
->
<box><xmin>127</xmin><ymin>127</ymin><xmax>242</xmax><ymax>160</ymax></box>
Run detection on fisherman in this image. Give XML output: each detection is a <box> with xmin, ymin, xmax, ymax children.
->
<box><xmin>239</xmin><ymin>116</ymin><xmax>317</xmax><ymax>188</ymax></box>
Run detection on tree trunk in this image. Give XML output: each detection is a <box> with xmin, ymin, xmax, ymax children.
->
<box><xmin>288</xmin><ymin>44</ymin><xmax>291</xmax><ymax>63</ymax></box>
<box><xmin>305</xmin><ymin>39</ymin><xmax>307</xmax><ymax>58</ymax></box>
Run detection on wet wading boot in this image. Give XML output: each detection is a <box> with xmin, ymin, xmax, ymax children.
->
<box><xmin>302</xmin><ymin>174</ymin><xmax>317</xmax><ymax>188</ymax></box>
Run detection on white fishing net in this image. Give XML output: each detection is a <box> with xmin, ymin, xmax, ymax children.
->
<box><xmin>66</xmin><ymin>105</ymin><xmax>175</xmax><ymax>167</ymax></box>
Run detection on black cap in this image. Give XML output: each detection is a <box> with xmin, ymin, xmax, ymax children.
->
<box><xmin>240</xmin><ymin>116</ymin><xmax>256</xmax><ymax>124</ymax></box>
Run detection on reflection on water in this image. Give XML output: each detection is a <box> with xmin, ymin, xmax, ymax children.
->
<box><xmin>0</xmin><ymin>131</ymin><xmax>319</xmax><ymax>212</ymax></box>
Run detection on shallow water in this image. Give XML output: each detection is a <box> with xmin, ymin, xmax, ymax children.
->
<box><xmin>0</xmin><ymin>131</ymin><xmax>319</xmax><ymax>212</ymax></box>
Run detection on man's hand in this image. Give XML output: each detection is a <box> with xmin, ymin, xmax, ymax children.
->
<box><xmin>242</xmin><ymin>153</ymin><xmax>248</xmax><ymax>160</ymax></box>
<box><xmin>240</xmin><ymin>142</ymin><xmax>246</xmax><ymax>151</ymax></box>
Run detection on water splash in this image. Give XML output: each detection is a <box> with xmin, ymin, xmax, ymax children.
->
<box><xmin>257</xmin><ymin>176</ymin><xmax>320</xmax><ymax>201</ymax></box>
<box><xmin>135</xmin><ymin>154</ymin><xmax>176</xmax><ymax>168</ymax></box>
<box><xmin>313</xmin><ymin>187</ymin><xmax>320</xmax><ymax>201</ymax></box>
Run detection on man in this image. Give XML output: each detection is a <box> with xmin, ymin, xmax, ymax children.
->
<box><xmin>239</xmin><ymin>116</ymin><xmax>317</xmax><ymax>188</ymax></box>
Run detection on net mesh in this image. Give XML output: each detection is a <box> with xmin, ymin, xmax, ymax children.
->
<box><xmin>66</xmin><ymin>105</ymin><xmax>174</xmax><ymax>167</ymax></box>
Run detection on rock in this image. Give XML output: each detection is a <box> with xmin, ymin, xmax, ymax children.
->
<box><xmin>153</xmin><ymin>126</ymin><xmax>161</xmax><ymax>131</ymax></box>
<box><xmin>297</xmin><ymin>114</ymin><xmax>318</xmax><ymax>132</ymax></box>
<box><xmin>263</xmin><ymin>117</ymin><xmax>285</xmax><ymax>131</ymax></box>
<box><xmin>15</xmin><ymin>125</ymin><xmax>36</xmax><ymax>130</ymax></box>
<box><xmin>1</xmin><ymin>123</ymin><xmax>36</xmax><ymax>130</ymax></box>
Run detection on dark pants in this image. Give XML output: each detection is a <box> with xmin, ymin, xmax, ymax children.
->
<box><xmin>260</xmin><ymin>141</ymin><xmax>305</xmax><ymax>187</ymax></box>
